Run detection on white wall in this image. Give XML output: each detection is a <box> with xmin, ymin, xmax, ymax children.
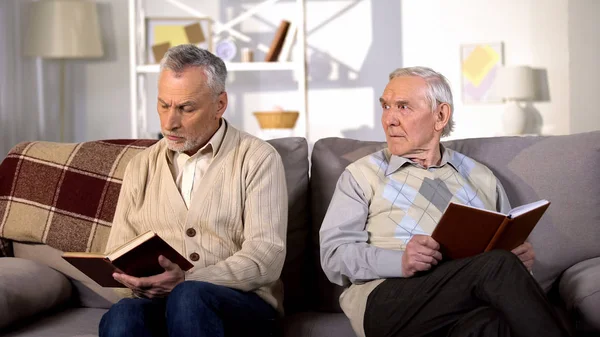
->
<box><xmin>68</xmin><ymin>0</ymin><xmax>595</xmax><ymax>143</ymax></box>
<box><xmin>568</xmin><ymin>0</ymin><xmax>600</xmax><ymax>134</ymax></box>
<box><xmin>401</xmin><ymin>0</ymin><xmax>570</xmax><ymax>139</ymax></box>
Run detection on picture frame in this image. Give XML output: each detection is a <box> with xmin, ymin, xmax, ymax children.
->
<box><xmin>460</xmin><ymin>42</ymin><xmax>504</xmax><ymax>104</ymax></box>
<box><xmin>145</xmin><ymin>17</ymin><xmax>213</xmax><ymax>64</ymax></box>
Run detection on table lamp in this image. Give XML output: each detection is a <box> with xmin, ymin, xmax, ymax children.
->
<box><xmin>493</xmin><ymin>66</ymin><xmax>536</xmax><ymax>135</ymax></box>
<box><xmin>24</xmin><ymin>0</ymin><xmax>103</xmax><ymax>142</ymax></box>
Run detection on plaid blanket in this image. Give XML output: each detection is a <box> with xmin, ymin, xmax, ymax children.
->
<box><xmin>0</xmin><ymin>140</ymin><xmax>157</xmax><ymax>253</ymax></box>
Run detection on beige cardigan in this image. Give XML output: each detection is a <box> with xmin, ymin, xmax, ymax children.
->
<box><xmin>105</xmin><ymin>124</ymin><xmax>288</xmax><ymax>313</ymax></box>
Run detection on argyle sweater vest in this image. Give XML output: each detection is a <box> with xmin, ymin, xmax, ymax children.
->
<box><xmin>346</xmin><ymin>148</ymin><xmax>498</xmax><ymax>251</ymax></box>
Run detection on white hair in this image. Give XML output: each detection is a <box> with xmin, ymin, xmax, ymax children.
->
<box><xmin>389</xmin><ymin>66</ymin><xmax>455</xmax><ymax>137</ymax></box>
<box><xmin>160</xmin><ymin>44</ymin><xmax>227</xmax><ymax>99</ymax></box>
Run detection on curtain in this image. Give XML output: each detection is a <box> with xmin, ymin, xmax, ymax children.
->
<box><xmin>0</xmin><ymin>0</ymin><xmax>60</xmax><ymax>156</ymax></box>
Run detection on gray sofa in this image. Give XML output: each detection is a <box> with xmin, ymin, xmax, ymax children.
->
<box><xmin>1</xmin><ymin>131</ymin><xmax>599</xmax><ymax>337</ymax></box>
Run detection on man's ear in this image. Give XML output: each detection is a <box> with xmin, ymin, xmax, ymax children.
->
<box><xmin>216</xmin><ymin>91</ymin><xmax>228</xmax><ymax>119</ymax></box>
<box><xmin>434</xmin><ymin>103</ymin><xmax>451</xmax><ymax>133</ymax></box>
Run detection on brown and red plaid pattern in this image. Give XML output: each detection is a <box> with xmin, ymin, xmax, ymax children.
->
<box><xmin>0</xmin><ymin>139</ymin><xmax>157</xmax><ymax>253</ymax></box>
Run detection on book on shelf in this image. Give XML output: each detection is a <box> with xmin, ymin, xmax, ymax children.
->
<box><xmin>265</xmin><ymin>20</ymin><xmax>291</xmax><ymax>62</ymax></box>
<box><xmin>278</xmin><ymin>21</ymin><xmax>297</xmax><ymax>62</ymax></box>
<box><xmin>62</xmin><ymin>231</ymin><xmax>194</xmax><ymax>288</ymax></box>
<box><xmin>431</xmin><ymin>199</ymin><xmax>550</xmax><ymax>260</ymax></box>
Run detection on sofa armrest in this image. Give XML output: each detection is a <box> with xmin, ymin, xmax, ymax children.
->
<box><xmin>0</xmin><ymin>257</ymin><xmax>72</xmax><ymax>330</ymax></box>
<box><xmin>559</xmin><ymin>257</ymin><xmax>600</xmax><ymax>331</ymax></box>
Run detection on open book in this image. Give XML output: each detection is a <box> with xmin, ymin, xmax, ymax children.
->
<box><xmin>62</xmin><ymin>231</ymin><xmax>194</xmax><ymax>288</ymax></box>
<box><xmin>431</xmin><ymin>200</ymin><xmax>550</xmax><ymax>260</ymax></box>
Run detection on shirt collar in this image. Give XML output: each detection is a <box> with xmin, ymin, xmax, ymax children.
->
<box><xmin>385</xmin><ymin>143</ymin><xmax>459</xmax><ymax>176</ymax></box>
<box><xmin>166</xmin><ymin>118</ymin><xmax>227</xmax><ymax>164</ymax></box>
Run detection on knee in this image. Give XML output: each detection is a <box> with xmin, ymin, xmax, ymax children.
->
<box><xmin>99</xmin><ymin>299</ymin><xmax>144</xmax><ymax>337</ymax></box>
<box><xmin>481</xmin><ymin>249</ymin><xmax>521</xmax><ymax>268</ymax></box>
<box><xmin>167</xmin><ymin>281</ymin><xmax>217</xmax><ymax>315</ymax></box>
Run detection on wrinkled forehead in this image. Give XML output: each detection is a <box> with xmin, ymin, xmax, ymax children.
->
<box><xmin>381</xmin><ymin>76</ymin><xmax>428</xmax><ymax>102</ymax></box>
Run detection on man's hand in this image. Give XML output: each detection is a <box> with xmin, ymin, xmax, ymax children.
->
<box><xmin>113</xmin><ymin>255</ymin><xmax>185</xmax><ymax>298</ymax></box>
<box><xmin>512</xmin><ymin>242</ymin><xmax>535</xmax><ymax>271</ymax></box>
<box><xmin>402</xmin><ymin>235</ymin><xmax>443</xmax><ymax>278</ymax></box>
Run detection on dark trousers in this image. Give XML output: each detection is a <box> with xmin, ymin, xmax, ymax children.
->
<box><xmin>99</xmin><ymin>281</ymin><xmax>278</xmax><ymax>337</ymax></box>
<box><xmin>364</xmin><ymin>250</ymin><xmax>571</xmax><ymax>337</ymax></box>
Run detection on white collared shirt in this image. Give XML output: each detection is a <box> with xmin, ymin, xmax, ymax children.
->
<box><xmin>169</xmin><ymin>120</ymin><xmax>226</xmax><ymax>209</ymax></box>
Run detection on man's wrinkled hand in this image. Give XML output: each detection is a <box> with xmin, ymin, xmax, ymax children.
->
<box><xmin>512</xmin><ymin>242</ymin><xmax>535</xmax><ymax>271</ymax></box>
<box><xmin>112</xmin><ymin>255</ymin><xmax>185</xmax><ymax>298</ymax></box>
<box><xmin>402</xmin><ymin>235</ymin><xmax>443</xmax><ymax>278</ymax></box>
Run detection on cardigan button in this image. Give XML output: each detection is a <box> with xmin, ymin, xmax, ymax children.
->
<box><xmin>189</xmin><ymin>253</ymin><xmax>200</xmax><ymax>261</ymax></box>
<box><xmin>186</xmin><ymin>228</ymin><xmax>196</xmax><ymax>237</ymax></box>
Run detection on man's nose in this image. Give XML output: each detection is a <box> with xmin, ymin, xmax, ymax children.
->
<box><xmin>164</xmin><ymin>109</ymin><xmax>181</xmax><ymax>130</ymax></box>
<box><xmin>384</xmin><ymin>112</ymin><xmax>400</xmax><ymax>127</ymax></box>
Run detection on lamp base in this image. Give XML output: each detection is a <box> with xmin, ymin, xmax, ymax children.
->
<box><xmin>502</xmin><ymin>101</ymin><xmax>527</xmax><ymax>135</ymax></box>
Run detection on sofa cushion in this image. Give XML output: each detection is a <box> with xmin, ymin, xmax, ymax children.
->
<box><xmin>310</xmin><ymin>138</ymin><xmax>386</xmax><ymax>312</ymax></box>
<box><xmin>2</xmin><ymin>307</ymin><xmax>106</xmax><ymax>337</ymax></box>
<box><xmin>0</xmin><ymin>140</ymin><xmax>156</xmax><ymax>253</ymax></box>
<box><xmin>266</xmin><ymin>138</ymin><xmax>312</xmax><ymax>313</ymax></box>
<box><xmin>13</xmin><ymin>242</ymin><xmax>121</xmax><ymax>309</ymax></box>
<box><xmin>0</xmin><ymin>257</ymin><xmax>72</xmax><ymax>330</ymax></box>
<box><xmin>444</xmin><ymin>131</ymin><xmax>600</xmax><ymax>291</ymax></box>
<box><xmin>559</xmin><ymin>257</ymin><xmax>600</xmax><ymax>330</ymax></box>
<box><xmin>283</xmin><ymin>312</ymin><xmax>356</xmax><ymax>337</ymax></box>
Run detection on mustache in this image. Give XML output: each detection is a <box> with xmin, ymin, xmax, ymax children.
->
<box><xmin>162</xmin><ymin>131</ymin><xmax>185</xmax><ymax>138</ymax></box>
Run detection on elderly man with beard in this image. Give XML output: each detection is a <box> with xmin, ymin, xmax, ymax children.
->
<box><xmin>320</xmin><ymin>67</ymin><xmax>570</xmax><ymax>337</ymax></box>
<box><xmin>99</xmin><ymin>44</ymin><xmax>287</xmax><ymax>337</ymax></box>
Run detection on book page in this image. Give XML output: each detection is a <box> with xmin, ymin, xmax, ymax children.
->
<box><xmin>447</xmin><ymin>201</ymin><xmax>504</xmax><ymax>215</ymax></box>
<box><xmin>508</xmin><ymin>200</ymin><xmax>549</xmax><ymax>218</ymax></box>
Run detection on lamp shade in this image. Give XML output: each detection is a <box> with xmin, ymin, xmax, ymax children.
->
<box><xmin>493</xmin><ymin>66</ymin><xmax>536</xmax><ymax>101</ymax></box>
<box><xmin>24</xmin><ymin>0</ymin><xmax>103</xmax><ymax>58</ymax></box>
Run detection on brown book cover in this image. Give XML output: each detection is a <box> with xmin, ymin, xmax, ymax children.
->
<box><xmin>431</xmin><ymin>200</ymin><xmax>550</xmax><ymax>260</ymax></box>
<box><xmin>265</xmin><ymin>20</ymin><xmax>291</xmax><ymax>62</ymax></box>
<box><xmin>62</xmin><ymin>231</ymin><xmax>194</xmax><ymax>288</ymax></box>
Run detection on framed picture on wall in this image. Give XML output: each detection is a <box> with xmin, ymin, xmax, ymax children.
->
<box><xmin>460</xmin><ymin>42</ymin><xmax>504</xmax><ymax>103</ymax></box>
<box><xmin>146</xmin><ymin>17</ymin><xmax>213</xmax><ymax>64</ymax></box>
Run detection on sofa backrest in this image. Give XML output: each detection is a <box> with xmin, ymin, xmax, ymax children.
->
<box><xmin>309</xmin><ymin>131</ymin><xmax>600</xmax><ymax>312</ymax></box>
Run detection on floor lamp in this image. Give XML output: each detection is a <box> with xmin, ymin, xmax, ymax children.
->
<box><xmin>24</xmin><ymin>0</ymin><xmax>103</xmax><ymax>142</ymax></box>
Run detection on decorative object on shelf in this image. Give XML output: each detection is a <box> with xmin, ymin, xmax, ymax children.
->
<box><xmin>460</xmin><ymin>42</ymin><xmax>504</xmax><ymax>103</ymax></box>
<box><xmin>146</xmin><ymin>17</ymin><xmax>213</xmax><ymax>64</ymax></box>
<box><xmin>241</xmin><ymin>48</ymin><xmax>254</xmax><ymax>62</ymax></box>
<box><xmin>215</xmin><ymin>39</ymin><xmax>238</xmax><ymax>62</ymax></box>
<box><xmin>254</xmin><ymin>109</ymin><xmax>299</xmax><ymax>129</ymax></box>
<box><xmin>278</xmin><ymin>22</ymin><xmax>297</xmax><ymax>62</ymax></box>
<box><xmin>265</xmin><ymin>20</ymin><xmax>291</xmax><ymax>62</ymax></box>
<box><xmin>24</xmin><ymin>0</ymin><xmax>104</xmax><ymax>142</ymax></box>
<box><xmin>492</xmin><ymin>65</ymin><xmax>537</xmax><ymax>135</ymax></box>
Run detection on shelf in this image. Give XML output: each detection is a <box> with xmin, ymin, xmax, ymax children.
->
<box><xmin>136</xmin><ymin>62</ymin><xmax>296</xmax><ymax>73</ymax></box>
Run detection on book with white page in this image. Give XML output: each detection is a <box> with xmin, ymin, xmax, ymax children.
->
<box><xmin>431</xmin><ymin>200</ymin><xmax>550</xmax><ymax>260</ymax></box>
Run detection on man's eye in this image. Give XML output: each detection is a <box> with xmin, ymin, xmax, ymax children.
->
<box><xmin>383</xmin><ymin>104</ymin><xmax>390</xmax><ymax>110</ymax></box>
<box><xmin>398</xmin><ymin>104</ymin><xmax>408</xmax><ymax>110</ymax></box>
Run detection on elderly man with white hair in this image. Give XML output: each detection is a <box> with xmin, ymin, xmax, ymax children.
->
<box><xmin>320</xmin><ymin>67</ymin><xmax>570</xmax><ymax>337</ymax></box>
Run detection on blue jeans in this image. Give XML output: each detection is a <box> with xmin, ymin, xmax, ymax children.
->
<box><xmin>99</xmin><ymin>281</ymin><xmax>278</xmax><ymax>337</ymax></box>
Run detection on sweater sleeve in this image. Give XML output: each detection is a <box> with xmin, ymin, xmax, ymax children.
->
<box><xmin>320</xmin><ymin>170</ymin><xmax>405</xmax><ymax>287</ymax></box>
<box><xmin>185</xmin><ymin>148</ymin><xmax>288</xmax><ymax>291</ymax></box>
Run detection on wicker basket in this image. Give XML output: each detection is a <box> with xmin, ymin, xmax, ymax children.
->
<box><xmin>253</xmin><ymin>111</ymin><xmax>299</xmax><ymax>129</ymax></box>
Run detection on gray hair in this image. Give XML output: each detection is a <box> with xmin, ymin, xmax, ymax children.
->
<box><xmin>160</xmin><ymin>44</ymin><xmax>227</xmax><ymax>98</ymax></box>
<box><xmin>388</xmin><ymin>66</ymin><xmax>455</xmax><ymax>137</ymax></box>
